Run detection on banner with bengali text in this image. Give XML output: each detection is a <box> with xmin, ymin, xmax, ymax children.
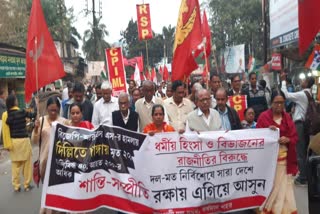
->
<box><xmin>41</xmin><ymin>123</ymin><xmax>279</xmax><ymax>213</ymax></box>
<box><xmin>136</xmin><ymin>4</ymin><xmax>153</xmax><ymax>40</ymax></box>
<box><xmin>105</xmin><ymin>47</ymin><xmax>127</xmax><ymax>96</ymax></box>
<box><xmin>228</xmin><ymin>95</ymin><xmax>247</xmax><ymax>121</ymax></box>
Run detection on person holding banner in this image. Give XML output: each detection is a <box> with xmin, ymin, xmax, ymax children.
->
<box><xmin>256</xmin><ymin>90</ymin><xmax>298</xmax><ymax>214</ymax></box>
<box><xmin>32</xmin><ymin>97</ymin><xmax>67</xmax><ymax>214</ymax></box>
<box><xmin>186</xmin><ymin>89</ymin><xmax>222</xmax><ymax>132</ymax></box>
<box><xmin>67</xmin><ymin>103</ymin><xmax>94</xmax><ymax>129</ymax></box>
<box><xmin>143</xmin><ymin>104</ymin><xmax>174</xmax><ymax>135</ymax></box>
<box><xmin>32</xmin><ymin>97</ymin><xmax>67</xmax><ymax>180</ymax></box>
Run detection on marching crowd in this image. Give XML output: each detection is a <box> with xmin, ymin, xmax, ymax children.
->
<box><xmin>0</xmin><ymin>71</ymin><xmax>317</xmax><ymax>214</ymax></box>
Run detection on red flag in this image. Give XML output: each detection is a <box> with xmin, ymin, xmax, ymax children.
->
<box><xmin>202</xmin><ymin>11</ymin><xmax>211</xmax><ymax>57</ymax></box>
<box><xmin>299</xmin><ymin>0</ymin><xmax>320</xmax><ymax>55</ymax></box>
<box><xmin>163</xmin><ymin>65</ymin><xmax>169</xmax><ymax>81</ymax></box>
<box><xmin>25</xmin><ymin>0</ymin><xmax>65</xmax><ymax>102</ymax></box>
<box><xmin>145</xmin><ymin>70</ymin><xmax>150</xmax><ymax>80</ymax></box>
<box><xmin>135</xmin><ymin>56</ymin><xmax>144</xmax><ymax>72</ymax></box>
<box><xmin>172</xmin><ymin>0</ymin><xmax>202</xmax><ymax>81</ymax></box>
<box><xmin>151</xmin><ymin>68</ymin><xmax>157</xmax><ymax>83</ymax></box>
<box><xmin>159</xmin><ymin>66</ymin><xmax>163</xmax><ymax>76</ymax></box>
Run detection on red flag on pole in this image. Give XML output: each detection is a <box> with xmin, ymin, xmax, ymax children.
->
<box><xmin>299</xmin><ymin>0</ymin><xmax>320</xmax><ymax>55</ymax></box>
<box><xmin>136</xmin><ymin>56</ymin><xmax>144</xmax><ymax>72</ymax></box>
<box><xmin>145</xmin><ymin>70</ymin><xmax>150</xmax><ymax>80</ymax></box>
<box><xmin>172</xmin><ymin>0</ymin><xmax>202</xmax><ymax>81</ymax></box>
<box><xmin>25</xmin><ymin>0</ymin><xmax>65</xmax><ymax>102</ymax></box>
<box><xmin>159</xmin><ymin>66</ymin><xmax>163</xmax><ymax>76</ymax></box>
<box><xmin>163</xmin><ymin>65</ymin><xmax>169</xmax><ymax>81</ymax></box>
<box><xmin>151</xmin><ymin>68</ymin><xmax>157</xmax><ymax>83</ymax></box>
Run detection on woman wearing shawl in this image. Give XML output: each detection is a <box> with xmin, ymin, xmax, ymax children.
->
<box><xmin>256</xmin><ymin>90</ymin><xmax>298</xmax><ymax>214</ymax></box>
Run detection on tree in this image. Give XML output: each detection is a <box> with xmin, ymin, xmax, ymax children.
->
<box><xmin>0</xmin><ymin>0</ymin><xmax>80</xmax><ymax>50</ymax></box>
<box><xmin>82</xmin><ymin>16</ymin><xmax>110</xmax><ymax>61</ymax></box>
<box><xmin>206</xmin><ymin>0</ymin><xmax>264</xmax><ymax>63</ymax></box>
<box><xmin>120</xmin><ymin>19</ymin><xmax>171</xmax><ymax>69</ymax></box>
<box><xmin>162</xmin><ymin>25</ymin><xmax>175</xmax><ymax>63</ymax></box>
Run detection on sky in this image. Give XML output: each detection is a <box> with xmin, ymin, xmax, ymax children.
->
<box><xmin>65</xmin><ymin>0</ymin><xmax>205</xmax><ymax>53</ymax></box>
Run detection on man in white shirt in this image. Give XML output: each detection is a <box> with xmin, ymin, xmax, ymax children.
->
<box><xmin>281</xmin><ymin>73</ymin><xmax>315</xmax><ymax>185</ymax></box>
<box><xmin>92</xmin><ymin>81</ymin><xmax>119</xmax><ymax>127</ymax></box>
<box><xmin>135</xmin><ymin>80</ymin><xmax>165</xmax><ymax>132</ymax></box>
<box><xmin>186</xmin><ymin>89</ymin><xmax>221</xmax><ymax>132</ymax></box>
<box><xmin>164</xmin><ymin>80</ymin><xmax>193</xmax><ymax>132</ymax></box>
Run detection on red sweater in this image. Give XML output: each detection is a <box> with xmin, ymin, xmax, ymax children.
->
<box><xmin>257</xmin><ymin>109</ymin><xmax>298</xmax><ymax>175</ymax></box>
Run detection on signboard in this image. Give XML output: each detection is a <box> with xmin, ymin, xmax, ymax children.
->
<box><xmin>105</xmin><ymin>47</ymin><xmax>127</xmax><ymax>96</ymax></box>
<box><xmin>87</xmin><ymin>61</ymin><xmax>105</xmax><ymax>77</ymax></box>
<box><xmin>271</xmin><ymin>53</ymin><xmax>282</xmax><ymax>71</ymax></box>
<box><xmin>269</xmin><ymin>0</ymin><xmax>298</xmax><ymax>48</ymax></box>
<box><xmin>136</xmin><ymin>4</ymin><xmax>153</xmax><ymax>40</ymax></box>
<box><xmin>223</xmin><ymin>44</ymin><xmax>245</xmax><ymax>74</ymax></box>
<box><xmin>228</xmin><ymin>95</ymin><xmax>247</xmax><ymax>121</ymax></box>
<box><xmin>0</xmin><ymin>54</ymin><xmax>25</xmax><ymax>78</ymax></box>
<box><xmin>41</xmin><ymin>123</ymin><xmax>279</xmax><ymax>213</ymax></box>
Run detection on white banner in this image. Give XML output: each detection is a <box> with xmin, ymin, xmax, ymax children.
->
<box><xmin>269</xmin><ymin>0</ymin><xmax>298</xmax><ymax>48</ymax></box>
<box><xmin>87</xmin><ymin>61</ymin><xmax>105</xmax><ymax>77</ymax></box>
<box><xmin>41</xmin><ymin>123</ymin><xmax>279</xmax><ymax>213</ymax></box>
<box><xmin>223</xmin><ymin>44</ymin><xmax>245</xmax><ymax>73</ymax></box>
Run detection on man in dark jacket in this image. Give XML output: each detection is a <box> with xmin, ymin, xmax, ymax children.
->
<box><xmin>215</xmin><ymin>87</ymin><xmax>242</xmax><ymax>130</ymax></box>
<box><xmin>243</xmin><ymin>72</ymin><xmax>268</xmax><ymax>121</ymax></box>
<box><xmin>112</xmin><ymin>92</ymin><xmax>139</xmax><ymax>132</ymax></box>
<box><xmin>63</xmin><ymin>81</ymin><xmax>93</xmax><ymax>122</ymax></box>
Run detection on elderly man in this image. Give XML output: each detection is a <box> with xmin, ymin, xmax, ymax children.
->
<box><xmin>92</xmin><ymin>81</ymin><xmax>119</xmax><ymax>127</ymax></box>
<box><xmin>63</xmin><ymin>81</ymin><xmax>93</xmax><ymax>122</ymax></box>
<box><xmin>215</xmin><ymin>87</ymin><xmax>242</xmax><ymax>130</ymax></box>
<box><xmin>164</xmin><ymin>80</ymin><xmax>193</xmax><ymax>132</ymax></box>
<box><xmin>135</xmin><ymin>80</ymin><xmax>165</xmax><ymax>132</ymax></box>
<box><xmin>186</xmin><ymin>89</ymin><xmax>221</xmax><ymax>132</ymax></box>
<box><xmin>112</xmin><ymin>92</ymin><xmax>139</xmax><ymax>132</ymax></box>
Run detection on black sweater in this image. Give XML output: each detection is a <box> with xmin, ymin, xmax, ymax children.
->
<box><xmin>6</xmin><ymin>109</ymin><xmax>36</xmax><ymax>138</ymax></box>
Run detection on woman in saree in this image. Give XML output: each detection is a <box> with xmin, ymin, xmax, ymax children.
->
<box><xmin>256</xmin><ymin>89</ymin><xmax>298</xmax><ymax>214</ymax></box>
<box><xmin>143</xmin><ymin>104</ymin><xmax>175</xmax><ymax>135</ymax></box>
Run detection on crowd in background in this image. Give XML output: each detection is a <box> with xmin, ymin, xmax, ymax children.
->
<box><xmin>0</xmin><ymin>71</ymin><xmax>317</xmax><ymax>214</ymax></box>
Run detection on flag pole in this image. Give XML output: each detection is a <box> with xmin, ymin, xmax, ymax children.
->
<box><xmin>145</xmin><ymin>40</ymin><xmax>150</xmax><ymax>72</ymax></box>
<box><xmin>212</xmin><ymin>46</ymin><xmax>219</xmax><ymax>74</ymax></box>
<box><xmin>35</xmin><ymin>36</ymin><xmax>40</xmax><ymax>117</ymax></box>
<box><xmin>203</xmin><ymin>40</ymin><xmax>209</xmax><ymax>89</ymax></box>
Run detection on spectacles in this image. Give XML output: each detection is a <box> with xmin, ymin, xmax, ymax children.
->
<box><xmin>199</xmin><ymin>97</ymin><xmax>211</xmax><ymax>103</ymax></box>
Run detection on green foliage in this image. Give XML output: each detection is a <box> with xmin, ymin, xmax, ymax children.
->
<box><xmin>82</xmin><ymin>17</ymin><xmax>110</xmax><ymax>61</ymax></box>
<box><xmin>0</xmin><ymin>0</ymin><xmax>80</xmax><ymax>49</ymax></box>
<box><xmin>206</xmin><ymin>0</ymin><xmax>264</xmax><ymax>61</ymax></box>
<box><xmin>120</xmin><ymin>19</ymin><xmax>175</xmax><ymax>70</ymax></box>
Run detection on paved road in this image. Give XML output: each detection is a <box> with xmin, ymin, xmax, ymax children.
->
<box><xmin>0</xmin><ymin>146</ymin><xmax>309</xmax><ymax>214</ymax></box>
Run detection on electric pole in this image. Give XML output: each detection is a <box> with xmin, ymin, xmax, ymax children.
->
<box><xmin>85</xmin><ymin>0</ymin><xmax>102</xmax><ymax>60</ymax></box>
